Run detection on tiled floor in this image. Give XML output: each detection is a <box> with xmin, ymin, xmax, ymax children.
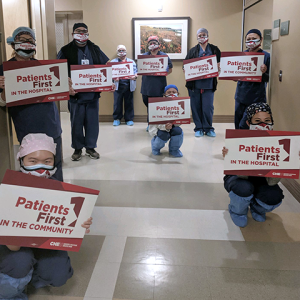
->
<box><xmin>29</xmin><ymin>113</ymin><xmax>300</xmax><ymax>300</ymax></box>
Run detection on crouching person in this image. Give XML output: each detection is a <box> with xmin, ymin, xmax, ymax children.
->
<box><xmin>222</xmin><ymin>103</ymin><xmax>284</xmax><ymax>227</ymax></box>
<box><xmin>149</xmin><ymin>85</ymin><xmax>183</xmax><ymax>157</ymax></box>
<box><xmin>0</xmin><ymin>133</ymin><xmax>92</xmax><ymax>300</ymax></box>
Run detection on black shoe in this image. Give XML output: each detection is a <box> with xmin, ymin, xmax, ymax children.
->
<box><xmin>71</xmin><ymin>149</ymin><xmax>82</xmax><ymax>161</ymax></box>
<box><xmin>85</xmin><ymin>148</ymin><xmax>100</xmax><ymax>159</ymax></box>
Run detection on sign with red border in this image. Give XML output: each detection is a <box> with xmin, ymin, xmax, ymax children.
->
<box><xmin>107</xmin><ymin>61</ymin><xmax>134</xmax><ymax>80</ymax></box>
<box><xmin>3</xmin><ymin>60</ymin><xmax>69</xmax><ymax>107</ymax></box>
<box><xmin>0</xmin><ymin>170</ymin><xmax>99</xmax><ymax>252</ymax></box>
<box><xmin>137</xmin><ymin>55</ymin><xmax>168</xmax><ymax>76</ymax></box>
<box><xmin>148</xmin><ymin>97</ymin><xmax>191</xmax><ymax>125</ymax></box>
<box><xmin>71</xmin><ymin>65</ymin><xmax>113</xmax><ymax>92</ymax></box>
<box><xmin>183</xmin><ymin>55</ymin><xmax>218</xmax><ymax>81</ymax></box>
<box><xmin>224</xmin><ymin>129</ymin><xmax>300</xmax><ymax>178</ymax></box>
<box><xmin>219</xmin><ymin>52</ymin><xmax>264</xmax><ymax>82</ymax></box>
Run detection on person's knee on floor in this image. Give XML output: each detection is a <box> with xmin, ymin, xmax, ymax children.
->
<box><xmin>151</xmin><ymin>136</ymin><xmax>167</xmax><ymax>155</ymax></box>
<box><xmin>169</xmin><ymin>131</ymin><xmax>183</xmax><ymax>157</ymax></box>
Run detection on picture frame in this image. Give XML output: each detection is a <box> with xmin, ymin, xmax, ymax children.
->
<box><xmin>132</xmin><ymin>17</ymin><xmax>190</xmax><ymax>60</ymax></box>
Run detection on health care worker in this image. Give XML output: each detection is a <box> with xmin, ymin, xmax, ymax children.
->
<box><xmin>149</xmin><ymin>84</ymin><xmax>183</xmax><ymax>157</ymax></box>
<box><xmin>234</xmin><ymin>29</ymin><xmax>270</xmax><ymax>129</ymax></box>
<box><xmin>110</xmin><ymin>45</ymin><xmax>137</xmax><ymax>126</ymax></box>
<box><xmin>222</xmin><ymin>103</ymin><xmax>284</xmax><ymax>228</ymax></box>
<box><xmin>185</xmin><ymin>28</ymin><xmax>221</xmax><ymax>138</ymax></box>
<box><xmin>0</xmin><ymin>26</ymin><xmax>65</xmax><ymax>182</ymax></box>
<box><xmin>140</xmin><ymin>36</ymin><xmax>173</xmax><ymax>131</ymax></box>
<box><xmin>57</xmin><ymin>23</ymin><xmax>110</xmax><ymax>161</ymax></box>
<box><xmin>0</xmin><ymin>133</ymin><xmax>93</xmax><ymax>300</ymax></box>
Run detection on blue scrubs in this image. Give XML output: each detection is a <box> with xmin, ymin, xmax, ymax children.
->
<box><xmin>140</xmin><ymin>51</ymin><xmax>173</xmax><ymax>120</ymax></box>
<box><xmin>0</xmin><ymin>58</ymin><xmax>63</xmax><ymax>181</ymax></box>
<box><xmin>234</xmin><ymin>49</ymin><xmax>270</xmax><ymax>129</ymax></box>
<box><xmin>57</xmin><ymin>44</ymin><xmax>109</xmax><ymax>150</ymax></box>
<box><xmin>189</xmin><ymin>45</ymin><xmax>215</xmax><ymax>133</ymax></box>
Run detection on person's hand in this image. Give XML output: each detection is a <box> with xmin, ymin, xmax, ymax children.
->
<box><xmin>114</xmin><ymin>77</ymin><xmax>119</xmax><ymax>82</ymax></box>
<box><xmin>222</xmin><ymin>146</ymin><xmax>228</xmax><ymax>158</ymax></box>
<box><xmin>217</xmin><ymin>62</ymin><xmax>221</xmax><ymax>73</ymax></box>
<box><xmin>0</xmin><ymin>76</ymin><xmax>5</xmax><ymax>89</ymax></box>
<box><xmin>81</xmin><ymin>217</ymin><xmax>93</xmax><ymax>234</ymax></box>
<box><xmin>6</xmin><ymin>245</ymin><xmax>21</xmax><ymax>251</ymax></box>
<box><xmin>111</xmin><ymin>83</ymin><xmax>116</xmax><ymax>92</ymax></box>
<box><xmin>68</xmin><ymin>77</ymin><xmax>73</xmax><ymax>89</ymax></box>
<box><xmin>129</xmin><ymin>75</ymin><xmax>137</xmax><ymax>80</ymax></box>
<box><xmin>69</xmin><ymin>88</ymin><xmax>76</xmax><ymax>96</ymax></box>
<box><xmin>165</xmin><ymin>123</ymin><xmax>173</xmax><ymax>130</ymax></box>
<box><xmin>260</xmin><ymin>64</ymin><xmax>267</xmax><ymax>73</ymax></box>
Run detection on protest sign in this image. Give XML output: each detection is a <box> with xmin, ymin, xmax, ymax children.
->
<box><xmin>137</xmin><ymin>55</ymin><xmax>168</xmax><ymax>76</ymax></box>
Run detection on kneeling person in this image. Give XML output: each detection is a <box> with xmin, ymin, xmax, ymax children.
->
<box><xmin>149</xmin><ymin>85</ymin><xmax>183</xmax><ymax>157</ymax></box>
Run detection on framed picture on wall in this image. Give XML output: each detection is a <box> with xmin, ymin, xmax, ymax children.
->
<box><xmin>132</xmin><ymin>17</ymin><xmax>190</xmax><ymax>60</ymax></box>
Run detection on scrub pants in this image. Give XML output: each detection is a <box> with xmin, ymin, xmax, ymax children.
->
<box><xmin>142</xmin><ymin>95</ymin><xmax>150</xmax><ymax>122</ymax></box>
<box><xmin>0</xmin><ymin>246</ymin><xmax>73</xmax><ymax>299</ymax></box>
<box><xmin>53</xmin><ymin>136</ymin><xmax>63</xmax><ymax>182</ymax></box>
<box><xmin>68</xmin><ymin>100</ymin><xmax>99</xmax><ymax>150</ymax></box>
<box><xmin>157</xmin><ymin>126</ymin><xmax>182</xmax><ymax>141</ymax></box>
<box><xmin>189</xmin><ymin>89</ymin><xmax>215</xmax><ymax>133</ymax></box>
<box><xmin>224</xmin><ymin>175</ymin><xmax>284</xmax><ymax>226</ymax></box>
<box><xmin>234</xmin><ymin>101</ymin><xmax>249</xmax><ymax>129</ymax></box>
<box><xmin>113</xmin><ymin>83</ymin><xmax>134</xmax><ymax>122</ymax></box>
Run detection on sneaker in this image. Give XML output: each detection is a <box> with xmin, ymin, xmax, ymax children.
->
<box><xmin>207</xmin><ymin>130</ymin><xmax>216</xmax><ymax>137</ymax></box>
<box><xmin>195</xmin><ymin>130</ymin><xmax>204</xmax><ymax>137</ymax></box>
<box><xmin>126</xmin><ymin>121</ymin><xmax>134</xmax><ymax>126</ymax></box>
<box><xmin>113</xmin><ymin>120</ymin><xmax>120</xmax><ymax>126</ymax></box>
<box><xmin>146</xmin><ymin>125</ymin><xmax>149</xmax><ymax>132</ymax></box>
<box><xmin>85</xmin><ymin>148</ymin><xmax>100</xmax><ymax>159</ymax></box>
<box><xmin>71</xmin><ymin>149</ymin><xmax>82</xmax><ymax>161</ymax></box>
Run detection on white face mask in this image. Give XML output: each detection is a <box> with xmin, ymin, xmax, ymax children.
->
<box><xmin>245</xmin><ymin>39</ymin><xmax>261</xmax><ymax>50</ymax></box>
<box><xmin>14</xmin><ymin>42</ymin><xmax>36</xmax><ymax>58</ymax></box>
<box><xmin>20</xmin><ymin>163</ymin><xmax>56</xmax><ymax>179</ymax></box>
<box><xmin>73</xmin><ymin>33</ymin><xmax>89</xmax><ymax>44</ymax></box>
<box><xmin>249</xmin><ymin>123</ymin><xmax>273</xmax><ymax>131</ymax></box>
<box><xmin>197</xmin><ymin>37</ymin><xmax>208</xmax><ymax>44</ymax></box>
<box><xmin>148</xmin><ymin>44</ymin><xmax>159</xmax><ymax>51</ymax></box>
<box><xmin>117</xmin><ymin>51</ymin><xmax>127</xmax><ymax>57</ymax></box>
<box><xmin>166</xmin><ymin>93</ymin><xmax>178</xmax><ymax>98</ymax></box>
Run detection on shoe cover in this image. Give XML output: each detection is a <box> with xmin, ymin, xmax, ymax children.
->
<box><xmin>151</xmin><ymin>136</ymin><xmax>166</xmax><ymax>155</ymax></box>
<box><xmin>228</xmin><ymin>191</ymin><xmax>253</xmax><ymax>227</ymax></box>
<box><xmin>250</xmin><ymin>198</ymin><xmax>282</xmax><ymax>222</ymax></box>
<box><xmin>169</xmin><ymin>132</ymin><xmax>183</xmax><ymax>157</ymax></box>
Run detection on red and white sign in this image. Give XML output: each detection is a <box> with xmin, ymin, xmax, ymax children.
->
<box><xmin>0</xmin><ymin>170</ymin><xmax>99</xmax><ymax>252</ymax></box>
<box><xmin>219</xmin><ymin>52</ymin><xmax>264</xmax><ymax>82</ymax></box>
<box><xmin>108</xmin><ymin>61</ymin><xmax>134</xmax><ymax>80</ymax></box>
<box><xmin>71</xmin><ymin>65</ymin><xmax>113</xmax><ymax>92</ymax></box>
<box><xmin>148</xmin><ymin>97</ymin><xmax>191</xmax><ymax>125</ymax></box>
<box><xmin>183</xmin><ymin>55</ymin><xmax>218</xmax><ymax>81</ymax></box>
<box><xmin>3</xmin><ymin>60</ymin><xmax>69</xmax><ymax>107</ymax></box>
<box><xmin>224</xmin><ymin>130</ymin><xmax>300</xmax><ymax>178</ymax></box>
<box><xmin>137</xmin><ymin>55</ymin><xmax>168</xmax><ymax>76</ymax></box>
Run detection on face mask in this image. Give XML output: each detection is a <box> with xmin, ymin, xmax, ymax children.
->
<box><xmin>117</xmin><ymin>51</ymin><xmax>127</xmax><ymax>57</ymax></box>
<box><xmin>249</xmin><ymin>122</ymin><xmax>273</xmax><ymax>131</ymax></box>
<box><xmin>20</xmin><ymin>161</ymin><xmax>56</xmax><ymax>179</ymax></box>
<box><xmin>73</xmin><ymin>33</ymin><xmax>89</xmax><ymax>44</ymax></box>
<box><xmin>166</xmin><ymin>93</ymin><xmax>178</xmax><ymax>98</ymax></box>
<box><xmin>245</xmin><ymin>39</ymin><xmax>261</xmax><ymax>50</ymax></box>
<box><xmin>197</xmin><ymin>37</ymin><xmax>208</xmax><ymax>44</ymax></box>
<box><xmin>148</xmin><ymin>44</ymin><xmax>159</xmax><ymax>51</ymax></box>
<box><xmin>14</xmin><ymin>42</ymin><xmax>36</xmax><ymax>58</ymax></box>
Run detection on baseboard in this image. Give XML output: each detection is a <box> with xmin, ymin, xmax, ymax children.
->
<box><xmin>99</xmin><ymin>115</ymin><xmax>234</xmax><ymax>123</ymax></box>
<box><xmin>281</xmin><ymin>178</ymin><xmax>300</xmax><ymax>204</ymax></box>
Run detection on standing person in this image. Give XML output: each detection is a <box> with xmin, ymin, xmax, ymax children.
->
<box><xmin>0</xmin><ymin>26</ymin><xmax>65</xmax><ymax>181</ymax></box>
<box><xmin>140</xmin><ymin>36</ymin><xmax>173</xmax><ymax>131</ymax></box>
<box><xmin>57</xmin><ymin>23</ymin><xmax>110</xmax><ymax>161</ymax></box>
<box><xmin>234</xmin><ymin>29</ymin><xmax>270</xmax><ymax>129</ymax></box>
<box><xmin>185</xmin><ymin>28</ymin><xmax>221</xmax><ymax>138</ymax></box>
<box><xmin>222</xmin><ymin>103</ymin><xmax>284</xmax><ymax>227</ymax></box>
<box><xmin>0</xmin><ymin>133</ymin><xmax>93</xmax><ymax>300</ymax></box>
<box><xmin>110</xmin><ymin>45</ymin><xmax>137</xmax><ymax>126</ymax></box>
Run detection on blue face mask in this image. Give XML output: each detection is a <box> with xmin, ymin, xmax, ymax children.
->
<box><xmin>22</xmin><ymin>164</ymin><xmax>54</xmax><ymax>171</ymax></box>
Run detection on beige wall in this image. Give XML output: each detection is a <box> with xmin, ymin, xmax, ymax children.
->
<box><xmin>55</xmin><ymin>0</ymin><xmax>82</xmax><ymax>11</ymax></box>
<box><xmin>270</xmin><ymin>0</ymin><xmax>300</xmax><ymax>184</ymax></box>
<box><xmin>77</xmin><ymin>0</ymin><xmax>242</xmax><ymax>117</ymax></box>
<box><xmin>244</xmin><ymin>0</ymin><xmax>273</xmax><ymax>50</ymax></box>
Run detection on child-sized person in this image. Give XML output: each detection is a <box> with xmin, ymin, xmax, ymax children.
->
<box><xmin>149</xmin><ymin>84</ymin><xmax>183</xmax><ymax>157</ymax></box>
<box><xmin>0</xmin><ymin>133</ymin><xmax>93</xmax><ymax>300</ymax></box>
<box><xmin>222</xmin><ymin>103</ymin><xmax>284</xmax><ymax>227</ymax></box>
